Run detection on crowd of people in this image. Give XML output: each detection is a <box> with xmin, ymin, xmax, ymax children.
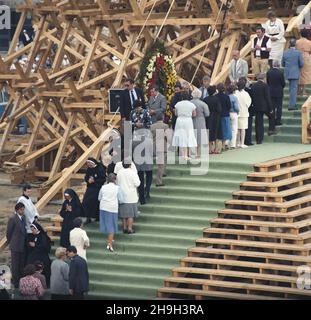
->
<box><xmin>5</xmin><ymin>185</ymin><xmax>89</xmax><ymax>300</ymax></box>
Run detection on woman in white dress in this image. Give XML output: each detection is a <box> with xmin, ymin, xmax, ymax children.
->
<box><xmin>234</xmin><ymin>78</ymin><xmax>252</xmax><ymax>149</ymax></box>
<box><xmin>263</xmin><ymin>11</ymin><xmax>286</xmax><ymax>66</ymax></box>
<box><xmin>172</xmin><ymin>93</ymin><xmax>197</xmax><ymax>160</ymax></box>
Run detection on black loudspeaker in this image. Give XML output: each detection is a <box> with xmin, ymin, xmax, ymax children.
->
<box><xmin>109</xmin><ymin>89</ymin><xmax>123</xmax><ymax>113</ymax></box>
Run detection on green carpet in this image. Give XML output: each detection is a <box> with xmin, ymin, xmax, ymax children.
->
<box><xmin>53</xmin><ymin>87</ymin><xmax>311</xmax><ymax>300</ymax></box>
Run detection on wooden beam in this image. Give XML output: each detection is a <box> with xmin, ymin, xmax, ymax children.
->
<box><xmin>78</xmin><ymin>26</ymin><xmax>101</xmax><ymax>85</ymax></box>
<box><xmin>49</xmin><ymin>113</ymin><xmax>77</xmax><ymax>178</ymax></box>
<box><xmin>52</xmin><ymin>20</ymin><xmax>73</xmax><ymax>72</ymax></box>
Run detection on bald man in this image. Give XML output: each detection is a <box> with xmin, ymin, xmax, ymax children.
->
<box><xmin>229</xmin><ymin>50</ymin><xmax>249</xmax><ymax>83</ymax></box>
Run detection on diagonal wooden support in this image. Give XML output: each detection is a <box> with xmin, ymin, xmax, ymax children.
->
<box><xmin>67</xmin><ymin>79</ymin><xmax>99</xmax><ymax>137</ymax></box>
<box><xmin>25</xmin><ymin>16</ymin><xmax>47</xmax><ymax>76</ymax></box>
<box><xmin>49</xmin><ymin>112</ymin><xmax>77</xmax><ymax>178</ymax></box>
<box><xmin>78</xmin><ymin>26</ymin><xmax>102</xmax><ymax>85</ymax></box>
<box><xmin>25</xmin><ymin>101</ymin><xmax>49</xmax><ymax>154</ymax></box>
<box><xmin>52</xmin><ymin>20</ymin><xmax>73</xmax><ymax>72</ymax></box>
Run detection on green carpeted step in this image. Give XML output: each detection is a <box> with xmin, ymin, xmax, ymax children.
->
<box><xmin>140</xmin><ymin>203</ymin><xmax>220</xmax><ymax>216</ymax></box>
<box><xmin>88</xmin><ymin>282</ymin><xmax>157</xmax><ymax>300</ymax></box>
<box><xmin>150</xmin><ymin>185</ymin><xmax>235</xmax><ymax>197</ymax></box>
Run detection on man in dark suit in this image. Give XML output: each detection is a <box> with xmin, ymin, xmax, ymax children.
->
<box><xmin>251</xmin><ymin>73</ymin><xmax>274</xmax><ymax>144</ymax></box>
<box><xmin>120</xmin><ymin>78</ymin><xmax>145</xmax><ymax>121</ymax></box>
<box><xmin>67</xmin><ymin>246</ymin><xmax>89</xmax><ymax>300</ymax></box>
<box><xmin>6</xmin><ymin>202</ymin><xmax>27</xmax><ymax>288</ymax></box>
<box><xmin>267</xmin><ymin>60</ymin><xmax>286</xmax><ymax>126</ymax></box>
<box><xmin>244</xmin><ymin>80</ymin><xmax>254</xmax><ymax>146</ymax></box>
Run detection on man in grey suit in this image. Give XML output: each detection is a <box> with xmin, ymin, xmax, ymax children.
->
<box><xmin>282</xmin><ymin>38</ymin><xmax>304</xmax><ymax>110</ymax></box>
<box><xmin>229</xmin><ymin>50</ymin><xmax>249</xmax><ymax>84</ymax></box>
<box><xmin>199</xmin><ymin>75</ymin><xmax>210</xmax><ymax>100</ymax></box>
<box><xmin>148</xmin><ymin>86</ymin><xmax>167</xmax><ymax>124</ymax></box>
<box><xmin>6</xmin><ymin>202</ymin><xmax>27</xmax><ymax>288</ymax></box>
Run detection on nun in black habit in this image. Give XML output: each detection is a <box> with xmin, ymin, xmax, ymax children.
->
<box><xmin>82</xmin><ymin>158</ymin><xmax>106</xmax><ymax>223</ymax></box>
<box><xmin>27</xmin><ymin>222</ymin><xmax>52</xmax><ymax>286</ymax></box>
<box><xmin>60</xmin><ymin>189</ymin><xmax>84</xmax><ymax>248</ymax></box>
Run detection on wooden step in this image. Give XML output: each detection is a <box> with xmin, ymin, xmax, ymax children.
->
<box><xmin>233</xmin><ymin>184</ymin><xmax>311</xmax><ymax>199</ymax></box>
<box><xmin>210</xmin><ymin>217</ymin><xmax>311</xmax><ymax>230</ymax></box>
<box><xmin>225</xmin><ymin>194</ymin><xmax>311</xmax><ymax>209</ymax></box>
<box><xmin>210</xmin><ymin>218</ymin><xmax>299</xmax><ymax>229</ymax></box>
<box><xmin>180</xmin><ymin>257</ymin><xmax>300</xmax><ymax>273</ymax></box>
<box><xmin>240</xmin><ymin>173</ymin><xmax>311</xmax><ymax>189</ymax></box>
<box><xmin>203</xmin><ymin>227</ymin><xmax>305</xmax><ymax>242</ymax></box>
<box><xmin>157</xmin><ymin>286</ymin><xmax>282</xmax><ymax>300</ymax></box>
<box><xmin>248</xmin><ymin>162</ymin><xmax>311</xmax><ymax>179</ymax></box>
<box><xmin>45</xmin><ymin>225</ymin><xmax>61</xmax><ymax>237</ymax></box>
<box><xmin>195</xmin><ymin>238</ymin><xmax>311</xmax><ymax>253</ymax></box>
<box><xmin>188</xmin><ymin>247</ymin><xmax>311</xmax><ymax>264</ymax></box>
<box><xmin>218</xmin><ymin>207</ymin><xmax>311</xmax><ymax>220</ymax></box>
<box><xmin>172</xmin><ymin>267</ymin><xmax>300</xmax><ymax>285</ymax></box>
<box><xmin>162</xmin><ymin>278</ymin><xmax>311</xmax><ymax>298</ymax></box>
<box><xmin>254</xmin><ymin>152</ymin><xmax>311</xmax><ymax>172</ymax></box>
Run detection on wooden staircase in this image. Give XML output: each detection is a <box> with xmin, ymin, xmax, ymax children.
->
<box><xmin>158</xmin><ymin>152</ymin><xmax>311</xmax><ymax>300</ymax></box>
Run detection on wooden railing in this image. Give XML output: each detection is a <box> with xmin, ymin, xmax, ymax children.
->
<box><xmin>302</xmin><ymin>96</ymin><xmax>311</xmax><ymax>144</ymax></box>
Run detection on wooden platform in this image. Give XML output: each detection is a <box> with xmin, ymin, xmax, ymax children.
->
<box><xmin>158</xmin><ymin>152</ymin><xmax>311</xmax><ymax>300</ymax></box>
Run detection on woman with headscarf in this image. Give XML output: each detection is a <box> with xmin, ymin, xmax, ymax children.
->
<box><xmin>82</xmin><ymin>158</ymin><xmax>106</xmax><ymax>224</ymax></box>
<box><xmin>60</xmin><ymin>189</ymin><xmax>83</xmax><ymax>248</ymax></box>
<box><xmin>26</xmin><ymin>222</ymin><xmax>51</xmax><ymax>287</ymax></box>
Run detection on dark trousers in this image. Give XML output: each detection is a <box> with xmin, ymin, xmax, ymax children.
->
<box><xmin>138</xmin><ymin>170</ymin><xmax>153</xmax><ymax>204</ymax></box>
<box><xmin>268</xmin><ymin>110</ymin><xmax>275</xmax><ymax>132</ymax></box>
<box><xmin>51</xmin><ymin>294</ymin><xmax>70</xmax><ymax>300</ymax></box>
<box><xmin>11</xmin><ymin>251</ymin><xmax>25</xmax><ymax>288</ymax></box>
<box><xmin>245</xmin><ymin>115</ymin><xmax>254</xmax><ymax>145</ymax></box>
<box><xmin>271</xmin><ymin>97</ymin><xmax>283</xmax><ymax>124</ymax></box>
<box><xmin>255</xmin><ymin>112</ymin><xmax>265</xmax><ymax>144</ymax></box>
<box><xmin>72</xmin><ymin>292</ymin><xmax>85</xmax><ymax>300</ymax></box>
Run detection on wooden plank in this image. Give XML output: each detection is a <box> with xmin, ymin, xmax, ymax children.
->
<box><xmin>49</xmin><ymin>113</ymin><xmax>77</xmax><ymax>178</ymax></box>
<box><xmin>52</xmin><ymin>20</ymin><xmax>73</xmax><ymax>72</ymax></box>
<box><xmin>7</xmin><ymin>11</ymin><xmax>27</xmax><ymax>56</ymax></box>
<box><xmin>25</xmin><ymin>101</ymin><xmax>48</xmax><ymax>154</ymax></box>
<box><xmin>78</xmin><ymin>26</ymin><xmax>102</xmax><ymax>85</ymax></box>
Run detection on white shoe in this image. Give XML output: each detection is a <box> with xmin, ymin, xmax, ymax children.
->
<box><xmin>241</xmin><ymin>144</ymin><xmax>248</xmax><ymax>149</ymax></box>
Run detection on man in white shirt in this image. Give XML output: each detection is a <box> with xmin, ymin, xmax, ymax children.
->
<box><xmin>229</xmin><ymin>50</ymin><xmax>249</xmax><ymax>84</ymax></box>
<box><xmin>17</xmin><ymin>184</ymin><xmax>39</xmax><ymax>234</ymax></box>
<box><xmin>251</xmin><ymin>26</ymin><xmax>272</xmax><ymax>76</ymax></box>
<box><xmin>70</xmin><ymin>218</ymin><xmax>90</xmax><ymax>261</ymax></box>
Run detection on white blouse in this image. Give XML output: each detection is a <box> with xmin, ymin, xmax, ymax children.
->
<box><xmin>116</xmin><ymin>168</ymin><xmax>141</xmax><ymax>204</ymax></box>
<box><xmin>263</xmin><ymin>18</ymin><xmax>286</xmax><ymax>43</ymax></box>
<box><xmin>234</xmin><ymin>90</ymin><xmax>252</xmax><ymax>118</ymax></box>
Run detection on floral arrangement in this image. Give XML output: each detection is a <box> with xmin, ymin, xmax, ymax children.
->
<box><xmin>137</xmin><ymin>40</ymin><xmax>177</xmax><ymax>120</ymax></box>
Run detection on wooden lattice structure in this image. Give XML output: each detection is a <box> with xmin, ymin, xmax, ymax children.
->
<box><xmin>0</xmin><ymin>0</ymin><xmax>309</xmax><ymax>211</ymax></box>
<box><xmin>158</xmin><ymin>152</ymin><xmax>311</xmax><ymax>299</ymax></box>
